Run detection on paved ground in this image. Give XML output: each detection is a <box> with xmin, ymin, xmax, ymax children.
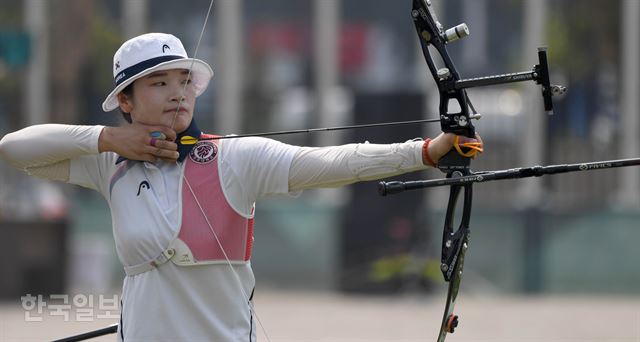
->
<box><xmin>1</xmin><ymin>289</ymin><xmax>640</xmax><ymax>341</ymax></box>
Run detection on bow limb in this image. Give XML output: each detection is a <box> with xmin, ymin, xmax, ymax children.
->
<box><xmin>411</xmin><ymin>1</ymin><xmax>475</xmax><ymax>339</ymax></box>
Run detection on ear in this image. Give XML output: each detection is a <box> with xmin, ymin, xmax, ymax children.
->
<box><xmin>117</xmin><ymin>92</ymin><xmax>134</xmax><ymax>113</ymax></box>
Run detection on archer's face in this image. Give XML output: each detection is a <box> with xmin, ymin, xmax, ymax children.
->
<box><xmin>118</xmin><ymin>69</ymin><xmax>196</xmax><ymax>133</ymax></box>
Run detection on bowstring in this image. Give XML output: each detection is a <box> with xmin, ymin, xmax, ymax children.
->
<box><xmin>183</xmin><ymin>178</ymin><xmax>271</xmax><ymax>341</ymax></box>
<box><xmin>170</xmin><ymin>0</ymin><xmax>213</xmax><ymax>129</ymax></box>
<box><xmin>171</xmin><ymin>1</ymin><xmax>272</xmax><ymax>341</ymax></box>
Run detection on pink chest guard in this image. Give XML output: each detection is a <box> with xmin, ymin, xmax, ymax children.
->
<box><xmin>171</xmin><ymin>136</ymin><xmax>255</xmax><ymax>266</ymax></box>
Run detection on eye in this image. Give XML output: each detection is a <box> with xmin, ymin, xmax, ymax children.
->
<box><xmin>152</xmin><ymin>81</ymin><xmax>166</xmax><ymax>86</ymax></box>
<box><xmin>182</xmin><ymin>79</ymin><xmax>192</xmax><ymax>85</ymax></box>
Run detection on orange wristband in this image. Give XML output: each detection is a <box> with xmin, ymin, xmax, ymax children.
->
<box><xmin>423</xmin><ymin>138</ymin><xmax>438</xmax><ymax>167</ymax></box>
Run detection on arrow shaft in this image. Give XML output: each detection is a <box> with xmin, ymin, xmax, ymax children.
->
<box><xmin>205</xmin><ymin>118</ymin><xmax>441</xmax><ymax>140</ymax></box>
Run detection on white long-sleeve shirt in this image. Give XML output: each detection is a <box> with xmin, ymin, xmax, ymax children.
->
<box><xmin>0</xmin><ymin>124</ymin><xmax>428</xmax><ymax>341</ymax></box>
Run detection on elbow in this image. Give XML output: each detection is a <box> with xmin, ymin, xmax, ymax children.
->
<box><xmin>0</xmin><ymin>131</ymin><xmax>21</xmax><ymax>164</ymax></box>
<box><xmin>0</xmin><ymin>133</ymin><xmax>9</xmax><ymax>160</ymax></box>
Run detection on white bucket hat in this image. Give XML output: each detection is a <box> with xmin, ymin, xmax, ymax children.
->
<box><xmin>102</xmin><ymin>32</ymin><xmax>214</xmax><ymax>112</ymax></box>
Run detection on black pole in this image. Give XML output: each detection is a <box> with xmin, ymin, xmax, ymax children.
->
<box><xmin>51</xmin><ymin>324</ymin><xmax>118</xmax><ymax>342</ymax></box>
<box><xmin>379</xmin><ymin>157</ymin><xmax>640</xmax><ymax>195</ymax></box>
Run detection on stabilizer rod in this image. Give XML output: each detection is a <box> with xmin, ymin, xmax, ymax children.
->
<box><xmin>379</xmin><ymin>157</ymin><xmax>640</xmax><ymax>195</ymax></box>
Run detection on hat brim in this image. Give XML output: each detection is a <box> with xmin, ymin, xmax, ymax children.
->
<box><xmin>102</xmin><ymin>58</ymin><xmax>213</xmax><ymax>112</ymax></box>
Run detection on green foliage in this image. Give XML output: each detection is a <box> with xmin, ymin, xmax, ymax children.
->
<box><xmin>369</xmin><ymin>254</ymin><xmax>443</xmax><ymax>284</ymax></box>
<box><xmin>86</xmin><ymin>12</ymin><xmax>122</xmax><ymax>95</ymax></box>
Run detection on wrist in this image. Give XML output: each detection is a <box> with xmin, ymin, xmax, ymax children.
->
<box><xmin>98</xmin><ymin>126</ymin><xmax>114</xmax><ymax>153</ymax></box>
<box><xmin>422</xmin><ymin>138</ymin><xmax>438</xmax><ymax>167</ymax></box>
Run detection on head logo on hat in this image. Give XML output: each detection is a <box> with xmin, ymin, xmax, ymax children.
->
<box><xmin>102</xmin><ymin>33</ymin><xmax>214</xmax><ymax>112</ymax></box>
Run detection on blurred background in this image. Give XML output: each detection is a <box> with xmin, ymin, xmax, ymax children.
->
<box><xmin>1</xmin><ymin>0</ymin><xmax>640</xmax><ymax>340</ymax></box>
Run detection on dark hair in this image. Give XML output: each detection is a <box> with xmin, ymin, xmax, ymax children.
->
<box><xmin>119</xmin><ymin>83</ymin><xmax>134</xmax><ymax>123</ymax></box>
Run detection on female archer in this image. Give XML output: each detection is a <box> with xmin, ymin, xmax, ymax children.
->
<box><xmin>0</xmin><ymin>33</ymin><xmax>482</xmax><ymax>341</ymax></box>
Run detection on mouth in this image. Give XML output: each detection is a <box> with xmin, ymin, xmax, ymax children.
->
<box><xmin>164</xmin><ymin>107</ymin><xmax>189</xmax><ymax>114</ymax></box>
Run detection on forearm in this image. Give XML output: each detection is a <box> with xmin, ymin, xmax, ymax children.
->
<box><xmin>0</xmin><ymin>124</ymin><xmax>103</xmax><ymax>172</ymax></box>
<box><xmin>288</xmin><ymin>140</ymin><xmax>428</xmax><ymax>191</ymax></box>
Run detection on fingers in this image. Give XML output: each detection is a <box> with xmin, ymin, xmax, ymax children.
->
<box><xmin>426</xmin><ymin>132</ymin><xmax>484</xmax><ymax>164</ymax></box>
<box><xmin>148</xmin><ymin>136</ymin><xmax>178</xmax><ymax>150</ymax></box>
<box><xmin>455</xmin><ymin>132</ymin><xmax>481</xmax><ymax>144</ymax></box>
<box><xmin>129</xmin><ymin>122</ymin><xmax>176</xmax><ymax>141</ymax></box>
<box><xmin>130</xmin><ymin>124</ymin><xmax>178</xmax><ymax>163</ymax></box>
<box><xmin>150</xmin><ymin>126</ymin><xmax>177</xmax><ymax>142</ymax></box>
<box><xmin>454</xmin><ymin>133</ymin><xmax>484</xmax><ymax>158</ymax></box>
<box><xmin>148</xmin><ymin>127</ymin><xmax>179</xmax><ymax>163</ymax></box>
<box><xmin>105</xmin><ymin>123</ymin><xmax>183</xmax><ymax>163</ymax></box>
<box><xmin>146</xmin><ymin>138</ymin><xmax>179</xmax><ymax>162</ymax></box>
<box><xmin>149</xmin><ymin>132</ymin><xmax>166</xmax><ymax>142</ymax></box>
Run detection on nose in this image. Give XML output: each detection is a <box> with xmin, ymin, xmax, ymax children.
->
<box><xmin>167</xmin><ymin>78</ymin><xmax>186</xmax><ymax>100</ymax></box>
<box><xmin>170</xmin><ymin>92</ymin><xmax>186</xmax><ymax>103</ymax></box>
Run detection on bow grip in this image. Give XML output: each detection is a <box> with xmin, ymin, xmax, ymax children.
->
<box><xmin>437</xmin><ymin>148</ymin><xmax>471</xmax><ymax>174</ymax></box>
